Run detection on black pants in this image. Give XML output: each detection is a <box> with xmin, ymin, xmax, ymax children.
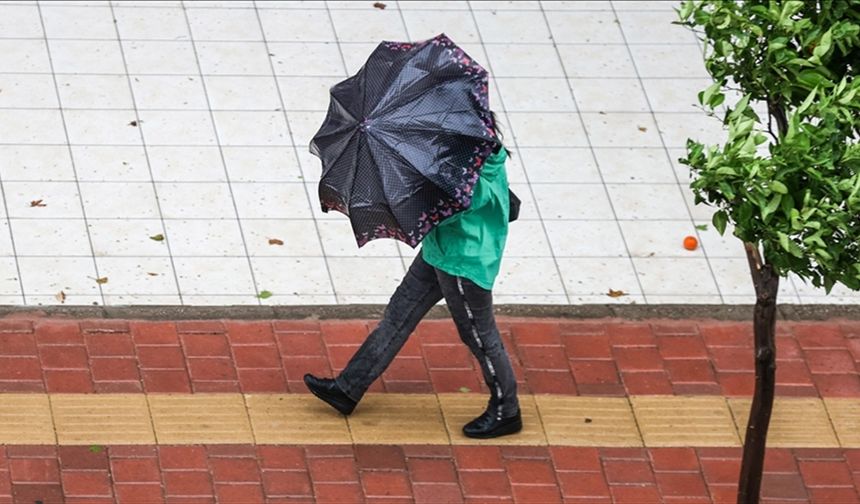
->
<box><xmin>335</xmin><ymin>251</ymin><xmax>520</xmax><ymax>418</ymax></box>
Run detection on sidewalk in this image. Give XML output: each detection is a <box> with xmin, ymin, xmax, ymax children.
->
<box><xmin>2</xmin><ymin>0</ymin><xmax>859</xmax><ymax>306</ymax></box>
<box><xmin>0</xmin><ymin>316</ymin><xmax>857</xmax><ymax>502</ymax></box>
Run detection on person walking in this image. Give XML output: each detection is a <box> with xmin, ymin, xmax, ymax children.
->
<box><xmin>304</xmin><ymin>139</ymin><xmax>521</xmax><ymax>439</ymax></box>
<box><xmin>304</xmin><ymin>34</ymin><xmax>522</xmax><ymax>439</ymax></box>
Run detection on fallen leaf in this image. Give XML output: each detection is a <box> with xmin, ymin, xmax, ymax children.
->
<box><xmin>258</xmin><ymin>290</ymin><xmax>273</xmax><ymax>299</ymax></box>
<box><xmin>150</xmin><ymin>234</ymin><xmax>165</xmax><ymax>242</ymax></box>
<box><xmin>598</xmin><ymin>111</ymin><xmax>606</xmax><ymax>115</ymax></box>
<box><xmin>458</xmin><ymin>387</ymin><xmax>471</xmax><ymax>393</ymax></box>
<box><xmin>695</xmin><ymin>224</ymin><xmax>708</xmax><ymax>231</ymax></box>
<box><xmin>147</xmin><ymin>272</ymin><xmax>158</xmax><ymax>276</ymax></box>
<box><xmin>607</xmin><ymin>289</ymin><xmax>627</xmax><ymax>298</ymax></box>
<box><xmin>95</xmin><ymin>277</ymin><xmax>108</xmax><ymax>284</ymax></box>
<box><xmin>584</xmin><ymin>417</ymin><xmax>593</xmax><ymax>424</ymax></box>
<box><xmin>55</xmin><ymin>291</ymin><xmax>66</xmax><ymax>303</ymax></box>
<box><xmin>637</xmin><ymin>125</ymin><xmax>647</xmax><ymax>132</ymax></box>
<box><xmin>30</xmin><ymin>199</ymin><xmax>46</xmax><ymax>207</ymax></box>
<box><xmin>373</xmin><ymin>1</ymin><xmax>386</xmax><ymax>8</ymax></box>
<box><xmin>129</xmin><ymin>120</ymin><xmax>138</xmax><ymax>127</ymax></box>
<box><xmin>268</xmin><ymin>238</ymin><xmax>284</xmax><ymax>246</ymax></box>
<box><xmin>88</xmin><ymin>445</ymin><xmax>104</xmax><ymax>453</ymax></box>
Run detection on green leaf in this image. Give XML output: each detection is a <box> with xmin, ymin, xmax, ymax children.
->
<box><xmin>700</xmin><ymin>81</ymin><xmax>723</xmax><ymax>108</ymax></box>
<box><xmin>780</xmin><ymin>192</ymin><xmax>794</xmax><ymax>217</ymax></box>
<box><xmin>788</xmin><ymin>58</ymin><xmax>815</xmax><ymax>68</ymax></box>
<box><xmin>737</xmin><ymin>202</ymin><xmax>754</xmax><ymax>224</ymax></box>
<box><xmin>779</xmin><ymin>0</ymin><xmax>804</xmax><ymax>22</ymax></box>
<box><xmin>695</xmin><ymin>224</ymin><xmax>708</xmax><ymax>231</ymax></box>
<box><xmin>712</xmin><ymin>210</ymin><xmax>728</xmax><ymax>235</ymax></box>
<box><xmin>762</xmin><ymin>193</ymin><xmax>782</xmax><ymax>221</ymax></box>
<box><xmin>823</xmin><ymin>275</ymin><xmax>836</xmax><ymax>294</ymax></box>
<box><xmin>796</xmin><ymin>87</ymin><xmax>817</xmax><ymax>115</ymax></box>
<box><xmin>710</xmin><ymin>93</ymin><xmax>726</xmax><ymax>107</ymax></box>
<box><xmin>778</xmin><ymin>231</ymin><xmax>791</xmax><ymax>252</ymax></box>
<box><xmin>458</xmin><ymin>387</ymin><xmax>471</xmax><ymax>393</ymax></box>
<box><xmin>789</xmin><ymin>241</ymin><xmax>804</xmax><ymax>258</ymax></box>
<box><xmin>813</xmin><ymin>29</ymin><xmax>833</xmax><ymax>59</ymax></box>
<box><xmin>796</xmin><ymin>69</ymin><xmax>832</xmax><ymax>90</ymax></box>
<box><xmin>770</xmin><ymin>180</ymin><xmax>788</xmax><ymax>194</ymax></box>
<box><xmin>678</xmin><ymin>0</ymin><xmax>695</xmax><ymax>21</ymax></box>
<box><xmin>837</xmin><ymin>86</ymin><xmax>858</xmax><ymax>105</ymax></box>
<box><xmin>257</xmin><ymin>290</ymin><xmax>273</xmax><ymax>299</ymax></box>
<box><xmin>149</xmin><ymin>234</ymin><xmax>165</xmax><ymax>242</ymax></box>
<box><xmin>89</xmin><ymin>445</ymin><xmax>104</xmax><ymax>453</ymax></box>
<box><xmin>790</xmin><ymin>208</ymin><xmax>803</xmax><ymax>230</ymax></box>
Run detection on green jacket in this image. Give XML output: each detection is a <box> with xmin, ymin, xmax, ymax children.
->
<box><xmin>421</xmin><ymin>149</ymin><xmax>509</xmax><ymax>290</ymax></box>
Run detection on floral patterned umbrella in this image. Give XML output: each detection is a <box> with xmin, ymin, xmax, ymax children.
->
<box><xmin>309</xmin><ymin>33</ymin><xmax>499</xmax><ymax>248</ymax></box>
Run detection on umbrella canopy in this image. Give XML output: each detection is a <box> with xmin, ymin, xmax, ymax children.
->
<box><xmin>309</xmin><ymin>33</ymin><xmax>499</xmax><ymax>248</ymax></box>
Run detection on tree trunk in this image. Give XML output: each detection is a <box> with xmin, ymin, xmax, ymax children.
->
<box><xmin>737</xmin><ymin>242</ymin><xmax>780</xmax><ymax>504</ymax></box>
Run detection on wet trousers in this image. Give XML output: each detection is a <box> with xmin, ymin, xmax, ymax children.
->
<box><xmin>335</xmin><ymin>251</ymin><xmax>520</xmax><ymax>418</ymax></box>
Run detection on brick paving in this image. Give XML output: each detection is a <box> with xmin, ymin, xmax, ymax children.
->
<box><xmin>0</xmin><ymin>316</ymin><xmax>859</xmax><ymax>503</ymax></box>
<box><xmin>0</xmin><ymin>445</ymin><xmax>859</xmax><ymax>503</ymax></box>
<box><xmin>0</xmin><ymin>318</ymin><xmax>857</xmax><ymax>397</ymax></box>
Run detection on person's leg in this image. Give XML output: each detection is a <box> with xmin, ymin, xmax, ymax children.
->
<box><xmin>334</xmin><ymin>251</ymin><xmax>443</xmax><ymax>403</ymax></box>
<box><xmin>435</xmin><ymin>270</ymin><xmax>520</xmax><ymax>422</ymax></box>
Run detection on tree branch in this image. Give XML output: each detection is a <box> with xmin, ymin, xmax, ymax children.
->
<box><xmin>768</xmin><ymin>99</ymin><xmax>789</xmax><ymax>138</ymax></box>
<box><xmin>744</xmin><ymin>241</ymin><xmax>765</xmax><ymax>295</ymax></box>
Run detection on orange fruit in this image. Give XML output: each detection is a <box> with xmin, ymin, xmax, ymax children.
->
<box><xmin>683</xmin><ymin>235</ymin><xmax>698</xmax><ymax>251</ymax></box>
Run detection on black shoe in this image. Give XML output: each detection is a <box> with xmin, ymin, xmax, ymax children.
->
<box><xmin>303</xmin><ymin>374</ymin><xmax>357</xmax><ymax>416</ymax></box>
<box><xmin>463</xmin><ymin>409</ymin><xmax>522</xmax><ymax>439</ymax></box>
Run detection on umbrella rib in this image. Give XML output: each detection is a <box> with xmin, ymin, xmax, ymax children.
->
<box><xmin>381</xmin><ymin>105</ymin><xmax>484</xmax><ymax>123</ymax></box>
<box><xmin>386</xmin><ymin>124</ymin><xmax>492</xmax><ymax>143</ymax></box>
<box><xmin>361</xmin><ymin>132</ymin><xmax>424</xmax><ymax>231</ymax></box>
<box><xmin>332</xmin><ymin>94</ymin><xmax>358</xmax><ymax>123</ymax></box>
<box><xmin>371</xmin><ymin>70</ymin><xmax>473</xmax><ymax>119</ymax></box>
<box><xmin>320</xmin><ymin>128</ymin><xmax>359</xmax><ymax>180</ymax></box>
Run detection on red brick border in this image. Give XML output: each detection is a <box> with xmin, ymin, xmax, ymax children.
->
<box><xmin>0</xmin><ymin>318</ymin><xmax>856</xmax><ymax>397</ymax></box>
<box><xmin>0</xmin><ymin>445</ymin><xmax>858</xmax><ymax>503</ymax></box>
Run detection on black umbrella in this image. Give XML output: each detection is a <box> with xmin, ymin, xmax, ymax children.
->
<box><xmin>309</xmin><ymin>33</ymin><xmax>499</xmax><ymax>248</ymax></box>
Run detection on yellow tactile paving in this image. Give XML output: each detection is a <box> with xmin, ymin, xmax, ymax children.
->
<box><xmin>0</xmin><ymin>393</ymin><xmax>857</xmax><ymax>447</ymax></box>
<box><xmin>348</xmin><ymin>394</ymin><xmax>449</xmax><ymax>444</ymax></box>
<box><xmin>51</xmin><ymin>394</ymin><xmax>155</xmax><ymax>445</ymax></box>
<box><xmin>824</xmin><ymin>398</ymin><xmax>860</xmax><ymax>448</ymax></box>
<box><xmin>0</xmin><ymin>395</ymin><xmax>55</xmax><ymax>444</ymax></box>
<box><xmin>246</xmin><ymin>394</ymin><xmax>351</xmax><ymax>444</ymax></box>
<box><xmin>536</xmin><ymin>396</ymin><xmax>641</xmax><ymax>447</ymax></box>
<box><xmin>148</xmin><ymin>394</ymin><xmax>254</xmax><ymax>444</ymax></box>
<box><xmin>439</xmin><ymin>393</ymin><xmax>547</xmax><ymax>445</ymax></box>
<box><xmin>632</xmin><ymin>396</ymin><xmax>740</xmax><ymax>447</ymax></box>
<box><xmin>729</xmin><ymin>398</ymin><xmax>839</xmax><ymax>448</ymax></box>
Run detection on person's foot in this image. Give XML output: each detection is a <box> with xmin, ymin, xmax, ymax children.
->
<box><xmin>463</xmin><ymin>408</ymin><xmax>522</xmax><ymax>439</ymax></box>
<box><xmin>303</xmin><ymin>374</ymin><xmax>357</xmax><ymax>416</ymax></box>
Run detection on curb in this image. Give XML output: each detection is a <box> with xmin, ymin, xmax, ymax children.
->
<box><xmin>0</xmin><ymin>303</ymin><xmax>857</xmax><ymax>321</ymax></box>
